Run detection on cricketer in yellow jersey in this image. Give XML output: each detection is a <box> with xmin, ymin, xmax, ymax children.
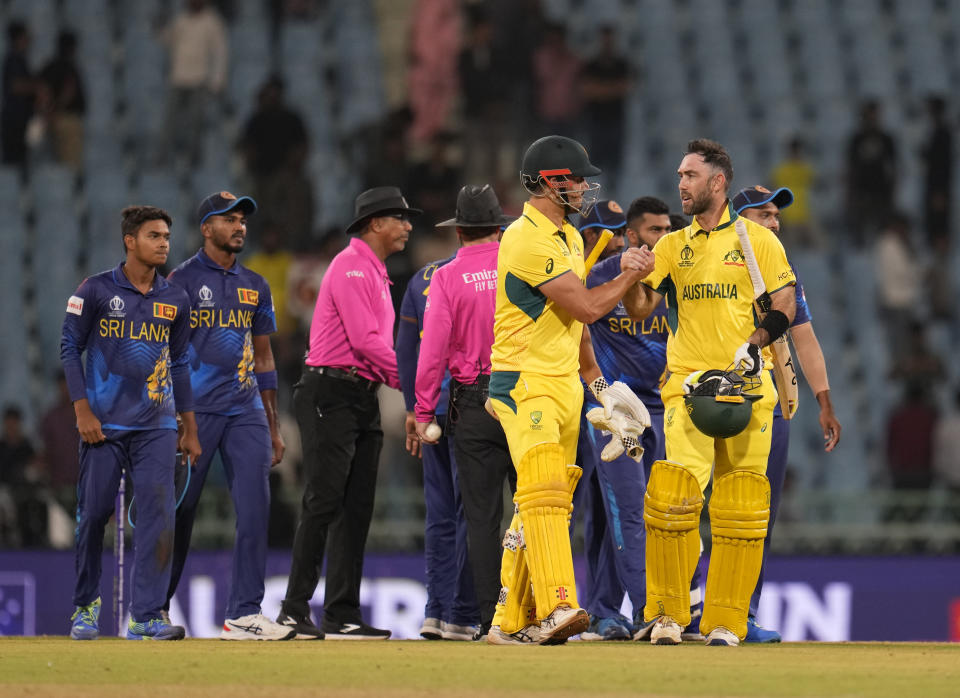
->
<box><xmin>485</xmin><ymin>135</ymin><xmax>654</xmax><ymax>645</ymax></box>
<box><xmin>621</xmin><ymin>139</ymin><xmax>796</xmax><ymax>647</ymax></box>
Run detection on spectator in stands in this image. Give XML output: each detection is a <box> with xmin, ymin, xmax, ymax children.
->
<box><xmin>0</xmin><ymin>405</ymin><xmax>47</xmax><ymax>546</ymax></box>
<box><xmin>771</xmin><ymin>137</ymin><xmax>821</xmax><ymax>249</ymax></box>
<box><xmin>0</xmin><ymin>405</ymin><xmax>34</xmax><ymax>487</ymax></box>
<box><xmin>874</xmin><ymin>212</ymin><xmax>921</xmax><ymax>362</ymax></box>
<box><xmin>38</xmin><ymin>373</ymin><xmax>80</xmax><ymax>494</ymax></box>
<box><xmin>580</xmin><ymin>26</ymin><xmax>630</xmax><ymax>180</ymax></box>
<box><xmin>407</xmin><ymin>0</ymin><xmax>460</xmax><ymax>144</ymax></box>
<box><xmin>845</xmin><ymin>100</ymin><xmax>896</xmax><ymax>247</ymax></box>
<box><xmin>890</xmin><ymin>322</ymin><xmax>944</xmax><ymax>397</ymax></box>
<box><xmin>246</xmin><ymin>220</ymin><xmax>297</xmax><ymax>382</ymax></box>
<box><xmin>406</xmin><ymin>131</ymin><xmax>460</xmax><ymax>230</ymax></box>
<box><xmin>886</xmin><ymin>382</ymin><xmax>938</xmax><ymax>493</ymax></box>
<box><xmin>459</xmin><ymin>6</ymin><xmax>510</xmax><ymax>181</ymax></box>
<box><xmin>238</xmin><ymin>75</ymin><xmax>314</xmax><ymax>250</ymax></box>
<box><xmin>37</xmin><ymin>30</ymin><xmax>85</xmax><ymax>170</ymax></box>
<box><xmin>158</xmin><ymin>0</ymin><xmax>228</xmax><ymax>167</ymax></box>
<box><xmin>532</xmin><ymin>24</ymin><xmax>581</xmax><ymax>135</ymax></box>
<box><xmin>1</xmin><ymin>21</ymin><xmax>35</xmax><ymax>168</ymax></box>
<box><xmin>921</xmin><ymin>96</ymin><xmax>952</xmax><ymax>247</ymax></box>
<box><xmin>933</xmin><ymin>389</ymin><xmax>960</xmax><ymax>500</ymax></box>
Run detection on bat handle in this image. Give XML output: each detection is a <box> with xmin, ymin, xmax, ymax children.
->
<box><xmin>623</xmin><ymin>435</ymin><xmax>644</xmax><ymax>460</ymax></box>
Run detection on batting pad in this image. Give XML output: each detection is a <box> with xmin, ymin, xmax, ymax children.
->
<box><xmin>642</xmin><ymin>460</ymin><xmax>703</xmax><ymax>626</ymax></box>
<box><xmin>514</xmin><ymin>443</ymin><xmax>579</xmax><ymax>619</ymax></box>
<box><xmin>701</xmin><ymin>470</ymin><xmax>770</xmax><ymax>640</ymax></box>
<box><xmin>493</xmin><ymin>511</ymin><xmax>536</xmax><ymax>634</ymax></box>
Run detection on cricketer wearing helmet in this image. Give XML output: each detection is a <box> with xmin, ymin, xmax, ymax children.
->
<box><xmin>621</xmin><ymin>139</ymin><xmax>796</xmax><ymax>646</ymax></box>
<box><xmin>486</xmin><ymin>135</ymin><xmax>654</xmax><ymax>644</ymax></box>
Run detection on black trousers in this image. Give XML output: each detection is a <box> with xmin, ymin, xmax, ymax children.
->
<box><xmin>282</xmin><ymin>370</ymin><xmax>383</xmax><ymax>624</ymax></box>
<box><xmin>450</xmin><ymin>384</ymin><xmax>516</xmax><ymax>627</ymax></box>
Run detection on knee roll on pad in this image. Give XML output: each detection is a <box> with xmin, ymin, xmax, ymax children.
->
<box><xmin>701</xmin><ymin>470</ymin><xmax>770</xmax><ymax>640</ymax></box>
<box><xmin>515</xmin><ymin>443</ymin><xmax>579</xmax><ymax>619</ymax></box>
<box><xmin>643</xmin><ymin>460</ymin><xmax>703</xmax><ymax>625</ymax></box>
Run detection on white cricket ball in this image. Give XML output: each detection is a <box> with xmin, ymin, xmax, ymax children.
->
<box><xmin>425</xmin><ymin>422</ymin><xmax>442</xmax><ymax>441</ymax></box>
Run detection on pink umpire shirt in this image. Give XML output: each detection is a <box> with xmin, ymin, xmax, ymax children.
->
<box><xmin>415</xmin><ymin>241</ymin><xmax>499</xmax><ymax>422</ymax></box>
<box><xmin>306</xmin><ymin>237</ymin><xmax>400</xmax><ymax>389</ymax></box>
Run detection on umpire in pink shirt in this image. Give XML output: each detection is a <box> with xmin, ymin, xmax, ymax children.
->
<box><xmin>415</xmin><ymin>184</ymin><xmax>516</xmax><ymax>638</ymax></box>
<box><xmin>278</xmin><ymin>187</ymin><xmax>420</xmax><ymax>640</ymax></box>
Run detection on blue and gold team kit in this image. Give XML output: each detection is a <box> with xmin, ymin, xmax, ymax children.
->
<box><xmin>167</xmin><ymin>249</ymin><xmax>277</xmax><ymax>415</ymax></box>
<box><xmin>60</xmin><ymin>263</ymin><xmax>193</xmax><ymax>430</ymax></box>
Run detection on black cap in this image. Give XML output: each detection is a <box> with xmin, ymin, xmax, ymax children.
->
<box><xmin>198</xmin><ymin>191</ymin><xmax>257</xmax><ymax>225</ymax></box>
<box><xmin>436</xmin><ymin>184</ymin><xmax>514</xmax><ymax>228</ymax></box>
<box><xmin>345</xmin><ymin>186</ymin><xmax>423</xmax><ymax>234</ymax></box>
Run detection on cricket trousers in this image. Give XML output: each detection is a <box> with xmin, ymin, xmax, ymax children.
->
<box><xmin>449</xmin><ymin>378</ymin><xmax>516</xmax><ymax>628</ymax></box>
<box><xmin>421</xmin><ymin>412</ymin><xmax>479</xmax><ymax>626</ymax></box>
<box><xmin>74</xmin><ymin>428</ymin><xmax>178</xmax><ymax>622</ymax></box>
<box><xmin>166</xmin><ymin>409</ymin><xmax>272</xmax><ymax>620</ymax></box>
<box><xmin>282</xmin><ymin>369</ymin><xmax>383</xmax><ymax>624</ymax></box>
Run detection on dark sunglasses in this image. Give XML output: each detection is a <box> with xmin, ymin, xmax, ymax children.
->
<box><xmin>384</xmin><ymin>213</ymin><xmax>411</xmax><ymax>222</ymax></box>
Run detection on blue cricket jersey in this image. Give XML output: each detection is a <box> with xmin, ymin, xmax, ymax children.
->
<box><xmin>167</xmin><ymin>249</ymin><xmax>277</xmax><ymax>416</ymax></box>
<box><xmin>60</xmin><ymin>263</ymin><xmax>194</xmax><ymax>430</ymax></box>
<box><xmin>397</xmin><ymin>257</ymin><xmax>454</xmax><ymax>416</ymax></box>
<box><xmin>587</xmin><ymin>252</ymin><xmax>669</xmax><ymax>412</ymax></box>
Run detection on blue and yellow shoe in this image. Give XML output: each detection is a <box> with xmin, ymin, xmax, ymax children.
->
<box><xmin>744</xmin><ymin>616</ymin><xmax>781</xmax><ymax>643</ymax></box>
<box><xmin>70</xmin><ymin>597</ymin><xmax>101</xmax><ymax>640</ymax></box>
<box><xmin>126</xmin><ymin>616</ymin><xmax>186</xmax><ymax>641</ymax></box>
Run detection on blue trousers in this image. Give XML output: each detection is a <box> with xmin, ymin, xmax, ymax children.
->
<box><xmin>167</xmin><ymin>410</ymin><xmax>272</xmax><ymax>619</ymax></box>
<box><xmin>750</xmin><ymin>412</ymin><xmax>789</xmax><ymax>617</ymax></box>
<box><xmin>422</xmin><ymin>413</ymin><xmax>477</xmax><ymax>625</ymax></box>
<box><xmin>575</xmin><ymin>410</ymin><xmax>665</xmax><ymax>618</ymax></box>
<box><xmin>73</xmin><ymin>428</ymin><xmax>177</xmax><ymax>622</ymax></box>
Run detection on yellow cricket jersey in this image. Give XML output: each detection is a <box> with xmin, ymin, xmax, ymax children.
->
<box><xmin>491</xmin><ymin>202</ymin><xmax>586</xmax><ymax>376</ymax></box>
<box><xmin>642</xmin><ymin>203</ymin><xmax>795</xmax><ymax>376</ymax></box>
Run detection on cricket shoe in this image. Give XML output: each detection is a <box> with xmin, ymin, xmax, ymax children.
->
<box><xmin>648</xmin><ymin>616</ymin><xmax>683</xmax><ymax>645</ymax></box>
<box><xmin>441</xmin><ymin>621</ymin><xmax>479</xmax><ymax>641</ymax></box>
<box><xmin>70</xmin><ymin>597</ymin><xmax>101</xmax><ymax>640</ymax></box>
<box><xmin>472</xmin><ymin>623</ymin><xmax>491</xmax><ymax>642</ymax></box>
<box><xmin>538</xmin><ymin>605</ymin><xmax>589</xmax><ymax>645</ymax></box>
<box><xmin>221</xmin><ymin>613</ymin><xmax>296</xmax><ymax>640</ymax></box>
<box><xmin>744</xmin><ymin>616</ymin><xmax>781</xmax><ymax>643</ymax></box>
<box><xmin>126</xmin><ymin>616</ymin><xmax>185</xmax><ymax>640</ymax></box>
<box><xmin>322</xmin><ymin>619</ymin><xmax>391</xmax><ymax>640</ymax></box>
<box><xmin>581</xmin><ymin>615</ymin><xmax>631</xmax><ymax>641</ymax></box>
<box><xmin>276</xmin><ymin>611</ymin><xmax>324</xmax><ymax>640</ymax></box>
<box><xmin>419</xmin><ymin>617</ymin><xmax>443</xmax><ymax>640</ymax></box>
<box><xmin>486</xmin><ymin>624</ymin><xmax>542</xmax><ymax>645</ymax></box>
<box><xmin>705</xmin><ymin>626</ymin><xmax>740</xmax><ymax>646</ymax></box>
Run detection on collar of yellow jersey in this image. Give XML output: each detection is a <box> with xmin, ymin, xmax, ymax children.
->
<box><xmin>690</xmin><ymin>201</ymin><xmax>738</xmax><ymax>238</ymax></box>
<box><xmin>521</xmin><ymin>201</ymin><xmax>576</xmax><ymax>238</ymax></box>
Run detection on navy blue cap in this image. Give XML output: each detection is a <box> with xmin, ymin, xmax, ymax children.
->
<box><xmin>731</xmin><ymin>186</ymin><xmax>794</xmax><ymax>214</ymax></box>
<box><xmin>198</xmin><ymin>191</ymin><xmax>258</xmax><ymax>225</ymax></box>
<box><xmin>577</xmin><ymin>199</ymin><xmax>626</xmax><ymax>232</ymax></box>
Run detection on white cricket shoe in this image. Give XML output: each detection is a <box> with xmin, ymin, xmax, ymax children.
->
<box><xmin>650</xmin><ymin>616</ymin><xmax>683</xmax><ymax>645</ymax></box>
<box><xmin>486</xmin><ymin>624</ymin><xmax>542</xmax><ymax>645</ymax></box>
<box><xmin>441</xmin><ymin>621</ymin><xmax>479</xmax><ymax>641</ymax></box>
<box><xmin>538</xmin><ymin>605</ymin><xmax>589</xmax><ymax>645</ymax></box>
<box><xmin>419</xmin><ymin>617</ymin><xmax>443</xmax><ymax>640</ymax></box>
<box><xmin>705</xmin><ymin>626</ymin><xmax>740</xmax><ymax>646</ymax></box>
<box><xmin>221</xmin><ymin>613</ymin><xmax>296</xmax><ymax>641</ymax></box>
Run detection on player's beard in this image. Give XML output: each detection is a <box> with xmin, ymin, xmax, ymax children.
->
<box><xmin>217</xmin><ymin>236</ymin><xmax>245</xmax><ymax>254</ymax></box>
<box><xmin>682</xmin><ymin>187</ymin><xmax>712</xmax><ymax>216</ymax></box>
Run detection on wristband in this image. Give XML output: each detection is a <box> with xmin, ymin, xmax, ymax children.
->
<box><xmin>759</xmin><ymin>310</ymin><xmax>789</xmax><ymax>344</ymax></box>
<box><xmin>588</xmin><ymin>376</ymin><xmax>609</xmax><ymax>400</ymax></box>
<box><xmin>255</xmin><ymin>370</ymin><xmax>278</xmax><ymax>392</ymax></box>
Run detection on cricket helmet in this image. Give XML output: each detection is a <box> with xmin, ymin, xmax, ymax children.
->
<box><xmin>682</xmin><ymin>369</ymin><xmax>762</xmax><ymax>439</ymax></box>
<box><xmin>520</xmin><ymin>135</ymin><xmax>601</xmax><ymax>215</ymax></box>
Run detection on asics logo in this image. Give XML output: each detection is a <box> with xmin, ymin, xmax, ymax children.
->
<box><xmin>227</xmin><ymin>621</ymin><xmax>263</xmax><ymax>634</ymax></box>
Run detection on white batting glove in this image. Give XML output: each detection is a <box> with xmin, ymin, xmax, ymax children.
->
<box><xmin>591</xmin><ymin>379</ymin><xmax>652</xmax><ymax>429</ymax></box>
<box><xmin>733</xmin><ymin>342</ymin><xmax>763</xmax><ymax>377</ymax></box>
<box><xmin>585</xmin><ymin>408</ymin><xmax>645</xmax><ymax>462</ymax></box>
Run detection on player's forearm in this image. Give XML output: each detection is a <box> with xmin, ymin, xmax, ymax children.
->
<box><xmin>622</xmin><ymin>281</ymin><xmax>660</xmax><ymax>321</ymax></box>
<box><xmin>578</xmin><ymin>326</ymin><xmax>602</xmax><ymax>384</ymax></box>
<box><xmin>177</xmin><ymin>410</ymin><xmax>198</xmax><ymax>438</ymax></box>
<box><xmin>260</xmin><ymin>389</ymin><xmax>281</xmax><ymax>434</ymax></box>
<box><xmin>748</xmin><ymin>285</ymin><xmax>797</xmax><ymax>347</ymax></box>
<box><xmin>579</xmin><ymin>274</ymin><xmax>639</xmax><ymax>324</ymax></box>
<box><xmin>791</xmin><ymin>321</ymin><xmax>831</xmax><ymax>396</ymax></box>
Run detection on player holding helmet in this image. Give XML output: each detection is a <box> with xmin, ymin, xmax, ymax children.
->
<box><xmin>622</xmin><ymin>139</ymin><xmax>796</xmax><ymax>646</ymax></box>
<box><xmin>485</xmin><ymin>135</ymin><xmax>654</xmax><ymax>644</ymax></box>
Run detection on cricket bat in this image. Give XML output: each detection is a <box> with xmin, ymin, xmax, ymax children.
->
<box><xmin>584</xmin><ymin>229</ymin><xmax>613</xmax><ymax>275</ymax></box>
<box><xmin>734</xmin><ymin>220</ymin><xmax>799</xmax><ymax>419</ymax></box>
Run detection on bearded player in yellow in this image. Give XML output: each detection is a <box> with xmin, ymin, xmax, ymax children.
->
<box><xmin>486</xmin><ymin>135</ymin><xmax>655</xmax><ymax>645</ymax></box>
<box><xmin>622</xmin><ymin>139</ymin><xmax>796</xmax><ymax>646</ymax></box>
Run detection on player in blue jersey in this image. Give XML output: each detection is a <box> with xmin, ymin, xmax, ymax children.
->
<box><xmin>575</xmin><ymin>198</ymin><xmax>678</xmax><ymax>640</ymax></box>
<box><xmin>732</xmin><ymin>185</ymin><xmax>842</xmax><ymax>643</ymax></box>
<box><xmin>63</xmin><ymin>205</ymin><xmax>200</xmax><ymax>641</ymax></box>
<box><xmin>164</xmin><ymin>192</ymin><xmax>293</xmax><ymax>641</ymax></box>
<box><xmin>397</xmin><ymin>257</ymin><xmax>479</xmax><ymax>641</ymax></box>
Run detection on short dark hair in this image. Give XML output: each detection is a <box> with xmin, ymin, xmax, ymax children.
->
<box><xmin>457</xmin><ymin>225</ymin><xmax>500</xmax><ymax>241</ymax></box>
<box><xmin>121</xmin><ymin>206</ymin><xmax>172</xmax><ymax>240</ymax></box>
<box><xmin>626</xmin><ymin>196</ymin><xmax>669</xmax><ymax>227</ymax></box>
<box><xmin>669</xmin><ymin>213</ymin><xmax>690</xmax><ymax>231</ymax></box>
<box><xmin>685</xmin><ymin>138</ymin><xmax>733</xmax><ymax>191</ymax></box>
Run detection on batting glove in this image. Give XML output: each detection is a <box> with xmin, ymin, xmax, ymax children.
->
<box><xmin>585</xmin><ymin>408</ymin><xmax>645</xmax><ymax>462</ymax></box>
<box><xmin>733</xmin><ymin>342</ymin><xmax>763</xmax><ymax>377</ymax></box>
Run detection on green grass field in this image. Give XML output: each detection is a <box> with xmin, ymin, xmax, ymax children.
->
<box><xmin>2</xmin><ymin>638</ymin><xmax>959</xmax><ymax>698</ymax></box>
